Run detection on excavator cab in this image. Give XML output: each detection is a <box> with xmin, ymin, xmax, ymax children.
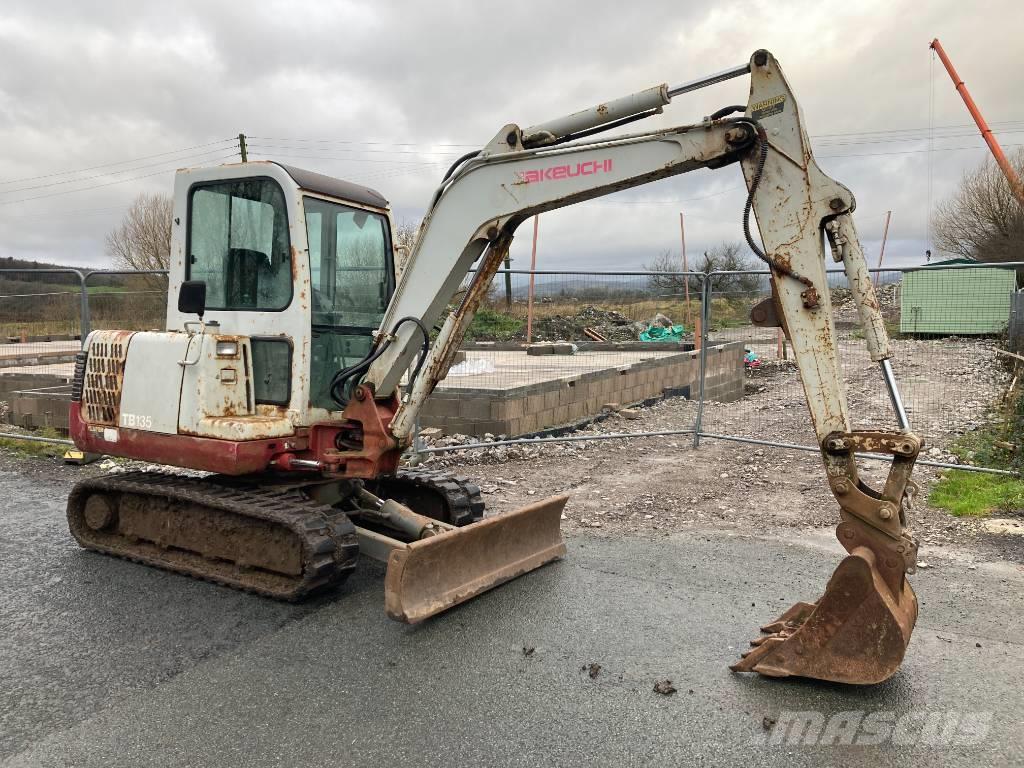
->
<box><xmin>178</xmin><ymin>164</ymin><xmax>397</xmax><ymax>420</ymax></box>
<box><xmin>71</xmin><ymin>162</ymin><xmax>398</xmax><ymax>470</ymax></box>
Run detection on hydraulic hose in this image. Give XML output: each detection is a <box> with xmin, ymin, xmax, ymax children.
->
<box><xmin>329</xmin><ymin>316</ymin><xmax>430</xmax><ymax>408</ymax></box>
<box><xmin>740</xmin><ymin>119</ymin><xmax>817</xmax><ymax>294</ymax></box>
<box><xmin>709</xmin><ymin>104</ymin><xmax>746</xmax><ymax>121</ymax></box>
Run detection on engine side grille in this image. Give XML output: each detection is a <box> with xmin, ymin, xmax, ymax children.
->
<box><xmin>71</xmin><ymin>351</ymin><xmax>88</xmax><ymax>402</ymax></box>
<box><xmin>81</xmin><ymin>332</ymin><xmax>132</xmax><ymax>426</ymax></box>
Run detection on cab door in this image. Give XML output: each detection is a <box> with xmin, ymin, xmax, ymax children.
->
<box><xmin>176</xmin><ymin>175</ymin><xmax>300</xmax><ymax>435</ymax></box>
<box><xmin>303</xmin><ymin>196</ymin><xmax>394</xmax><ymax>413</ymax></box>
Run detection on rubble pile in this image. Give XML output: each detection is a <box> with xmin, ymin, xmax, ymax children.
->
<box><xmin>417</xmin><ymin>430</ymin><xmax>587</xmax><ymax>467</ymax></box>
<box><xmin>830</xmin><ymin>282</ymin><xmax>901</xmax><ymax>323</ymax></box>
<box><xmin>525</xmin><ymin>305</ymin><xmax>637</xmax><ymax>342</ymax></box>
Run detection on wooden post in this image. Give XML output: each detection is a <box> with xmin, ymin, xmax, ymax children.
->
<box><xmin>694</xmin><ymin>311</ymin><xmax>702</xmax><ymax>351</ymax></box>
<box><xmin>525</xmin><ymin>215</ymin><xmax>539</xmax><ymax>343</ymax></box>
<box><xmin>679</xmin><ymin>212</ymin><xmax>692</xmax><ymax>328</ymax></box>
<box><xmin>503</xmin><ymin>256</ymin><xmax>513</xmax><ymax>309</ymax></box>
<box><xmin>873</xmin><ymin>210</ymin><xmax>892</xmax><ymax>287</ymax></box>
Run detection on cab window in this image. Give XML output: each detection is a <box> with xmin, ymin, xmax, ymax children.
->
<box><xmin>188</xmin><ymin>178</ymin><xmax>292</xmax><ymax>311</ymax></box>
<box><xmin>304</xmin><ymin>196</ymin><xmax>393</xmax><ymax>410</ymax></box>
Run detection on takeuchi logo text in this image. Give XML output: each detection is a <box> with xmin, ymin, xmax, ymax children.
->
<box><xmin>514</xmin><ymin>158</ymin><xmax>613</xmax><ymax>184</ymax></box>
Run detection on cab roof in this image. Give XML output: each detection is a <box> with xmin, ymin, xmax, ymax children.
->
<box><xmin>273</xmin><ymin>162</ymin><xmax>389</xmax><ymax>210</ymax></box>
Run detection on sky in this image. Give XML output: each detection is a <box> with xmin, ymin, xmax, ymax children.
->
<box><xmin>0</xmin><ymin>0</ymin><xmax>1022</xmax><ymax>272</ymax></box>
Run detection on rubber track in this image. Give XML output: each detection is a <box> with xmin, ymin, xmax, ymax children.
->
<box><xmin>372</xmin><ymin>468</ymin><xmax>485</xmax><ymax>527</ymax></box>
<box><xmin>67</xmin><ymin>472</ymin><xmax>359</xmax><ymax>601</ymax></box>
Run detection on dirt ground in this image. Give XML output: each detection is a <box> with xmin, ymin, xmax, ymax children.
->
<box><xmin>420</xmin><ymin>333</ymin><xmax>1023</xmax><ymax>563</ymax></box>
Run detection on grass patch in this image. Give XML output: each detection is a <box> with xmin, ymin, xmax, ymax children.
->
<box><xmin>0</xmin><ymin>427</ymin><xmax>68</xmax><ymax>459</ymax></box>
<box><xmin>465</xmin><ymin>308</ymin><xmax>524</xmax><ymax>341</ymax></box>
<box><xmin>928</xmin><ymin>362</ymin><xmax>1024</xmax><ymax>516</ymax></box>
<box><xmin>0</xmin><ymin>320</ymin><xmax>81</xmax><ymax>338</ymax></box>
<box><xmin>929</xmin><ymin>470</ymin><xmax>1024</xmax><ymax>517</ymax></box>
<box><xmin>708</xmin><ymin>297</ymin><xmax>756</xmax><ymax>329</ymax></box>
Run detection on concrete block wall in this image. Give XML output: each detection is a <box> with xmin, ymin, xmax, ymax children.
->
<box><xmin>420</xmin><ymin>342</ymin><xmax>745</xmax><ymax>437</ymax></box>
<box><xmin>700</xmin><ymin>342</ymin><xmax>746</xmax><ymax>403</ymax></box>
<box><xmin>8</xmin><ymin>393</ymin><xmax>70</xmax><ymax>431</ymax></box>
<box><xmin>0</xmin><ymin>342</ymin><xmax>745</xmax><ymax>438</ymax></box>
<box><xmin>1</xmin><ymin>371</ymin><xmax>74</xmax><ymax>432</ymax></box>
<box><xmin>0</xmin><ymin>351</ymin><xmax>78</xmax><ymax>369</ymax></box>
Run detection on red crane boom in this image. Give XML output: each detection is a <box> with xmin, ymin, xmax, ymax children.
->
<box><xmin>930</xmin><ymin>38</ymin><xmax>1024</xmax><ymax>208</ymax></box>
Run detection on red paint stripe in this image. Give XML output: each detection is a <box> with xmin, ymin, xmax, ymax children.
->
<box><xmin>70</xmin><ymin>402</ymin><xmax>293</xmax><ymax>475</ymax></box>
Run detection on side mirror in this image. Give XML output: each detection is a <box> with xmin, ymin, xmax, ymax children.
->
<box><xmin>178</xmin><ymin>280</ymin><xmax>207</xmax><ymax>318</ymax></box>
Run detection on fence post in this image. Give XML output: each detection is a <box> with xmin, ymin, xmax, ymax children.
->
<box><xmin>692</xmin><ymin>272</ymin><xmax>712</xmax><ymax>448</ymax></box>
<box><xmin>77</xmin><ymin>270</ymin><xmax>91</xmax><ymax>346</ymax></box>
<box><xmin>408</xmin><ymin>416</ymin><xmax>424</xmax><ymax>466</ymax></box>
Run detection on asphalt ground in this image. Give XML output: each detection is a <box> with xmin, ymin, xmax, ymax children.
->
<box><xmin>2</xmin><ymin>468</ymin><xmax>1023</xmax><ymax>767</ymax></box>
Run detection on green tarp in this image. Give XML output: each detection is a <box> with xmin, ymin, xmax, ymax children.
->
<box><xmin>639</xmin><ymin>324</ymin><xmax>686</xmax><ymax>343</ymax></box>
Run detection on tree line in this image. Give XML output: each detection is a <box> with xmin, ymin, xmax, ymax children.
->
<box><xmin>933</xmin><ymin>147</ymin><xmax>1024</xmax><ymax>264</ymax></box>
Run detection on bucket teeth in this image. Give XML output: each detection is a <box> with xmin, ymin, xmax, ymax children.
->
<box><xmin>734</xmin><ymin>636</ymin><xmax>787</xmax><ymax>668</ymax></box>
<box><xmin>730</xmin><ymin>551</ymin><xmax>918</xmax><ymax>684</ymax></box>
<box><xmin>759</xmin><ymin>601</ymin><xmax>815</xmax><ymax>634</ymax></box>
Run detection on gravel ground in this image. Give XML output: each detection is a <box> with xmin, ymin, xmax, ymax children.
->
<box><xmin>419</xmin><ymin>334</ymin><xmax>1022</xmax><ymax>564</ymax></box>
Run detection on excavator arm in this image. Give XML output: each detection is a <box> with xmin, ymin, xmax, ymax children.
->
<box><xmin>343</xmin><ymin>49</ymin><xmax>920</xmax><ymax>684</ymax></box>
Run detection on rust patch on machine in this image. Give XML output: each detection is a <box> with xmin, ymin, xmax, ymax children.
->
<box><xmin>290</xmin><ymin>245</ymin><xmax>301</xmax><ymax>285</ymax></box>
<box><xmin>432</xmin><ymin>232</ymin><xmax>513</xmax><ymax>384</ymax></box>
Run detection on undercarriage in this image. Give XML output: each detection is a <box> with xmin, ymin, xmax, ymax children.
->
<box><xmin>67</xmin><ymin>469</ymin><xmax>485</xmax><ymax>600</ymax></box>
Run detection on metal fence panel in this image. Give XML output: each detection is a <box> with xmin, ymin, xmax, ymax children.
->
<box><xmin>84</xmin><ymin>270</ymin><xmax>169</xmax><ymax>334</ymax></box>
<box><xmin>698</xmin><ymin>263</ymin><xmax>1016</xmax><ymax>470</ymax></box>
<box><xmin>0</xmin><ymin>268</ymin><xmax>84</xmax><ymax>355</ymax></box>
<box><xmin>0</xmin><ymin>269</ymin><xmax>86</xmax><ymax>432</ymax></box>
<box><xmin>415</xmin><ymin>269</ymin><xmax>707</xmax><ymax>441</ymax></box>
<box><xmin>0</xmin><ymin>263</ymin><xmax>1017</xmax><ymax>476</ymax></box>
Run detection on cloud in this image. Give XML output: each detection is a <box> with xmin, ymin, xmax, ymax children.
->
<box><xmin>0</xmin><ymin>0</ymin><xmax>1021</xmax><ymax>270</ymax></box>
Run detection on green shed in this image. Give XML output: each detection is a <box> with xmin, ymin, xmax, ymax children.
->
<box><xmin>900</xmin><ymin>259</ymin><xmax>1016</xmax><ymax>335</ymax></box>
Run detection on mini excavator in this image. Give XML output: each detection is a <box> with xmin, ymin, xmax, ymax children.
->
<box><xmin>68</xmin><ymin>50</ymin><xmax>921</xmax><ymax>684</ymax></box>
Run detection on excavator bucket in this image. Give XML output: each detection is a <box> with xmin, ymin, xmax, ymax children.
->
<box><xmin>731</xmin><ymin>546</ymin><xmax>918</xmax><ymax>684</ymax></box>
<box><xmin>383</xmin><ymin>494</ymin><xmax>568</xmax><ymax>623</ymax></box>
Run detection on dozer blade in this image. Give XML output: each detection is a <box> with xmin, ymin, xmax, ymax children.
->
<box><xmin>383</xmin><ymin>494</ymin><xmax>568</xmax><ymax>623</ymax></box>
<box><xmin>731</xmin><ymin>546</ymin><xmax>918</xmax><ymax>684</ymax></box>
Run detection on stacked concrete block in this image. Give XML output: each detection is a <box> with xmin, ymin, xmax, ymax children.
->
<box><xmin>700</xmin><ymin>342</ymin><xmax>745</xmax><ymax>403</ymax></box>
<box><xmin>526</xmin><ymin>342</ymin><xmax>576</xmax><ymax>356</ymax></box>
<box><xmin>418</xmin><ymin>342</ymin><xmax>746</xmax><ymax>438</ymax></box>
